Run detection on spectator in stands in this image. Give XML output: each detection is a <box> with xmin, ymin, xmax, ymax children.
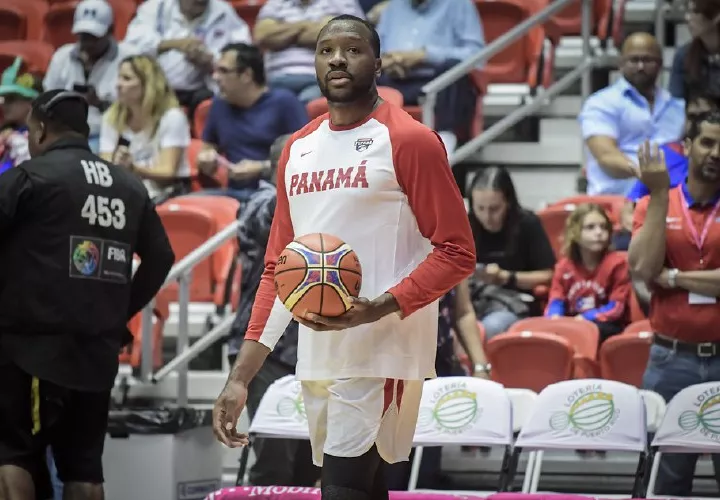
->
<box><xmin>579</xmin><ymin>32</ymin><xmax>685</xmax><ymax>195</ymax></box>
<box><xmin>227</xmin><ymin>134</ymin><xmax>321</xmax><ymax>487</ymax></box>
<box><xmin>668</xmin><ymin>0</ymin><xmax>720</xmax><ymax>99</ymax></box>
<box><xmin>0</xmin><ymin>59</ymin><xmax>42</xmax><ymax>173</ymax></box>
<box><xmin>43</xmin><ymin>0</ymin><xmax>132</xmax><ymax>153</ymax></box>
<box><xmin>196</xmin><ymin>43</ymin><xmax>308</xmax><ymax>202</ymax></box>
<box><xmin>253</xmin><ymin>0</ymin><xmax>365</xmax><ymax>104</ymax></box>
<box><xmin>99</xmin><ymin>55</ymin><xmax>192</xmax><ymax>203</ymax></box>
<box><xmin>385</xmin><ymin>278</ymin><xmax>489</xmax><ymax>491</ymax></box>
<box><xmin>376</xmin><ymin>0</ymin><xmax>484</xmax><ymax>155</ymax></box>
<box><xmin>627</xmin><ymin>89</ymin><xmax>720</xmax><ymax>202</ymax></box>
<box><xmin>468</xmin><ymin>167</ymin><xmax>555</xmax><ymax>340</ymax></box>
<box><xmin>546</xmin><ymin>204</ymin><xmax>631</xmax><ymax>342</ymax></box>
<box><xmin>612</xmin><ymin>201</ymin><xmax>633</xmax><ymax>251</ymax></box>
<box><xmin>630</xmin><ymin>114</ymin><xmax>720</xmax><ymax>496</ymax></box>
<box><xmin>124</xmin><ymin>0</ymin><xmax>251</xmax><ymax>117</ymax></box>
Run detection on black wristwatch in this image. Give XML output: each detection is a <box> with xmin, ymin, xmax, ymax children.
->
<box><xmin>506</xmin><ymin>271</ymin><xmax>517</xmax><ymax>288</ymax></box>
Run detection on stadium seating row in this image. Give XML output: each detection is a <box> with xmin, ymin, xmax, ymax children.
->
<box><xmin>0</xmin><ymin>0</ymin><xmax>627</xmax><ymax>94</ymax></box>
<box><xmin>239</xmin><ymin>376</ymin><xmax>676</xmax><ymax>495</ymax></box>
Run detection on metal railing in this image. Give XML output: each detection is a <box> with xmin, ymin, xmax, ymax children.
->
<box><xmin>137</xmin><ymin>219</ymin><xmax>240</xmax><ymax>406</ymax></box>
<box><xmin>420</xmin><ymin>0</ymin><xmax>595</xmax><ymax>166</ymax></box>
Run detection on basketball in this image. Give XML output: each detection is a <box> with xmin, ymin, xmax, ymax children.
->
<box><xmin>274</xmin><ymin>233</ymin><xmax>362</xmax><ymax>317</ymax></box>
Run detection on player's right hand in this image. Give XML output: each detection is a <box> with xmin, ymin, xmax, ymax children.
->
<box><xmin>212</xmin><ymin>381</ymin><xmax>250</xmax><ymax>448</ymax></box>
<box><xmin>637</xmin><ymin>140</ymin><xmax>670</xmax><ymax>193</ymax></box>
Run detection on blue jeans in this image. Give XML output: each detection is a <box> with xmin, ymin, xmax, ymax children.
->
<box><xmin>482</xmin><ymin>310</ymin><xmax>520</xmax><ymax>341</ymax></box>
<box><xmin>47</xmin><ymin>448</ymin><xmax>63</xmax><ymax>500</ymax></box>
<box><xmin>643</xmin><ymin>343</ymin><xmax>720</xmax><ymax>495</ymax></box>
<box><xmin>268</xmin><ymin>73</ymin><xmax>322</xmax><ymax>104</ymax></box>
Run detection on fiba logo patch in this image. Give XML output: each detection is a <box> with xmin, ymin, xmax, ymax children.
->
<box><xmin>549</xmin><ymin>383</ymin><xmax>619</xmax><ymax>437</ymax></box>
<box><xmin>417</xmin><ymin>381</ymin><xmax>481</xmax><ymax>434</ymax></box>
<box><xmin>72</xmin><ymin>240</ymin><xmax>100</xmax><ymax>276</ymax></box>
<box><xmin>678</xmin><ymin>385</ymin><xmax>720</xmax><ymax>441</ymax></box>
<box><xmin>277</xmin><ymin>383</ymin><xmax>307</xmax><ymax>423</ymax></box>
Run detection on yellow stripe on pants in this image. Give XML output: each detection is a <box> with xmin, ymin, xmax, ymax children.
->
<box><xmin>31</xmin><ymin>376</ymin><xmax>41</xmax><ymax>435</ymax></box>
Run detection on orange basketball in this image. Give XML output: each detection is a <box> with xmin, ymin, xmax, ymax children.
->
<box><xmin>274</xmin><ymin>233</ymin><xmax>362</xmax><ymax>317</ymax></box>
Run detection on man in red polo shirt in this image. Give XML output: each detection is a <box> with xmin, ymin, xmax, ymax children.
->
<box><xmin>630</xmin><ymin>110</ymin><xmax>720</xmax><ymax>496</ymax></box>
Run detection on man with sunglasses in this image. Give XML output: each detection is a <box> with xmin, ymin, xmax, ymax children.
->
<box><xmin>0</xmin><ymin>90</ymin><xmax>174</xmax><ymax>500</ymax></box>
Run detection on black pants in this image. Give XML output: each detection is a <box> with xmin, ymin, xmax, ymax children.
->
<box><xmin>0</xmin><ymin>363</ymin><xmax>110</xmax><ymax>495</ymax></box>
<box><xmin>377</xmin><ymin>60</ymin><xmax>477</xmax><ymax>134</ymax></box>
<box><xmin>228</xmin><ymin>355</ymin><xmax>320</xmax><ymax>486</ymax></box>
<box><xmin>595</xmin><ymin>320</ymin><xmax>624</xmax><ymax>344</ymax></box>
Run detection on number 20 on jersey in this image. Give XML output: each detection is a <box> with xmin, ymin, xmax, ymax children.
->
<box><xmin>80</xmin><ymin>160</ymin><xmax>126</xmax><ymax>230</ymax></box>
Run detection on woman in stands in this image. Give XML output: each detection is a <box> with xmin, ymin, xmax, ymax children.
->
<box><xmin>546</xmin><ymin>203</ymin><xmax>631</xmax><ymax>343</ymax></box>
<box><xmin>668</xmin><ymin>0</ymin><xmax>720</xmax><ymax>98</ymax></box>
<box><xmin>468</xmin><ymin>166</ymin><xmax>555</xmax><ymax>340</ymax></box>
<box><xmin>99</xmin><ymin>55</ymin><xmax>191</xmax><ymax>203</ymax></box>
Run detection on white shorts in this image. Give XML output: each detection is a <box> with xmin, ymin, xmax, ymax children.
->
<box><xmin>301</xmin><ymin>378</ymin><xmax>423</xmax><ymax>467</ymax></box>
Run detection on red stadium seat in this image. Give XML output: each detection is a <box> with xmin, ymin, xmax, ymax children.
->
<box><xmin>193</xmin><ymin>99</ymin><xmax>212</xmax><ymax>138</ymax></box>
<box><xmin>486</xmin><ymin>330</ymin><xmax>574</xmax><ymax>393</ymax></box>
<box><xmin>306</xmin><ymin>86</ymin><xmax>405</xmax><ymax>120</ymax></box>
<box><xmin>121</xmin><ymin>294</ymin><xmax>170</xmax><ymax>369</ymax></box>
<box><xmin>624</xmin><ymin>319</ymin><xmax>652</xmax><ymax>335</ymax></box>
<box><xmin>157</xmin><ymin>196</ymin><xmax>241</xmax><ymax>309</ymax></box>
<box><xmin>549</xmin><ymin>194</ymin><xmax>626</xmax><ymax>226</ymax></box>
<box><xmin>599</xmin><ymin>331</ymin><xmax>652</xmax><ymax>387</ymax></box>
<box><xmin>44</xmin><ymin>0</ymin><xmax>135</xmax><ymax>49</ymax></box>
<box><xmin>537</xmin><ymin>204</ymin><xmax>573</xmax><ymax>259</ymax></box>
<box><xmin>0</xmin><ymin>41</ymin><xmax>54</xmax><ymax>75</ymax></box>
<box><xmin>509</xmin><ymin>316</ymin><xmax>600</xmax><ymax>378</ymax></box>
<box><xmin>473</xmin><ymin>0</ymin><xmax>556</xmax><ymax>89</ymax></box>
<box><xmin>0</xmin><ymin>0</ymin><xmax>47</xmax><ymax>42</ymax></box>
<box><xmin>543</xmin><ymin>0</ymin><xmax>626</xmax><ymax>46</ymax></box>
<box><xmin>231</xmin><ymin>0</ymin><xmax>265</xmax><ymax>31</ymax></box>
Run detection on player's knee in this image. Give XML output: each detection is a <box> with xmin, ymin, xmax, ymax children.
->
<box><xmin>62</xmin><ymin>481</ymin><xmax>104</xmax><ymax>500</ymax></box>
<box><xmin>0</xmin><ymin>464</ymin><xmax>35</xmax><ymax>500</ymax></box>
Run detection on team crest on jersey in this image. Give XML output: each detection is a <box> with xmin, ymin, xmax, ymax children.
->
<box><xmin>354</xmin><ymin>138</ymin><xmax>373</xmax><ymax>152</ymax></box>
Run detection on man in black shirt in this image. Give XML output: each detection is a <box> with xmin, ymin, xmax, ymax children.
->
<box><xmin>0</xmin><ymin>90</ymin><xmax>175</xmax><ymax>500</ymax></box>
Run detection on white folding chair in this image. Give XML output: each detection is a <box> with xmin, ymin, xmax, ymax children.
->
<box><xmin>506</xmin><ymin>388</ymin><xmax>540</xmax><ymax>493</ymax></box>
<box><xmin>236</xmin><ymin>375</ymin><xmax>309</xmax><ymax>485</ymax></box>
<box><xmin>408</xmin><ymin>377</ymin><xmax>520</xmax><ymax>493</ymax></box>
<box><xmin>640</xmin><ymin>390</ymin><xmax>667</xmax><ymax>434</ymax></box>
<box><xmin>509</xmin><ymin>379</ymin><xmax>649</xmax><ymax>496</ymax></box>
<box><xmin>645</xmin><ymin>382</ymin><xmax>720</xmax><ymax>497</ymax></box>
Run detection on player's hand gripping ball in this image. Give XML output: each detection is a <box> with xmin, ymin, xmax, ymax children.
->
<box><xmin>274</xmin><ymin>233</ymin><xmax>362</xmax><ymax>317</ymax></box>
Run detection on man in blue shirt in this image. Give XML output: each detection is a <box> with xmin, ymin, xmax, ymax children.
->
<box><xmin>626</xmin><ymin>91</ymin><xmax>719</xmax><ymax>202</ymax></box>
<box><xmin>197</xmin><ymin>43</ymin><xmax>309</xmax><ymax>203</ymax></box>
<box><xmin>376</xmin><ymin>0</ymin><xmax>485</xmax><ymax>155</ymax></box>
<box><xmin>578</xmin><ymin>32</ymin><xmax>685</xmax><ymax>195</ymax></box>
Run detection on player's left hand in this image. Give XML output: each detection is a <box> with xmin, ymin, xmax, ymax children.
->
<box><xmin>295</xmin><ymin>297</ymin><xmax>382</xmax><ymax>331</ymax></box>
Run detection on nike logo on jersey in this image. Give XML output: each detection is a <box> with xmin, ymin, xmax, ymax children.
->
<box><xmin>289</xmin><ymin>161</ymin><xmax>369</xmax><ymax>197</ymax></box>
<box><xmin>301</xmin><ymin>151</ymin><xmax>312</xmax><ymax>157</ymax></box>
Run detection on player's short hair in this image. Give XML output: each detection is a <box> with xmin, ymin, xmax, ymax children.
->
<box><xmin>320</xmin><ymin>14</ymin><xmax>381</xmax><ymax>58</ymax></box>
<box><xmin>31</xmin><ymin>89</ymin><xmax>90</xmax><ymax>137</ymax></box>
<box><xmin>221</xmin><ymin>42</ymin><xmax>266</xmax><ymax>86</ymax></box>
<box><xmin>687</xmin><ymin>110</ymin><xmax>720</xmax><ymax>141</ymax></box>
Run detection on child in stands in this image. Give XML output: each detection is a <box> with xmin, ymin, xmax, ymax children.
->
<box><xmin>545</xmin><ymin>203</ymin><xmax>631</xmax><ymax>342</ymax></box>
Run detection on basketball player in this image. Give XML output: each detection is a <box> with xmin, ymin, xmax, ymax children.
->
<box><xmin>213</xmin><ymin>15</ymin><xmax>476</xmax><ymax>500</ymax></box>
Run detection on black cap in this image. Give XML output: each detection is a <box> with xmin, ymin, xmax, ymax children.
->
<box><xmin>31</xmin><ymin>89</ymin><xmax>90</xmax><ymax>137</ymax></box>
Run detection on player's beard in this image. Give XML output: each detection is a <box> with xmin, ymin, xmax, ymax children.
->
<box><xmin>318</xmin><ymin>73</ymin><xmax>375</xmax><ymax>104</ymax></box>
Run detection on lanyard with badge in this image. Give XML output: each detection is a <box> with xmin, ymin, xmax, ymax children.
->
<box><xmin>679</xmin><ymin>188</ymin><xmax>720</xmax><ymax>266</ymax></box>
<box><xmin>679</xmin><ymin>188</ymin><xmax>720</xmax><ymax>304</ymax></box>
